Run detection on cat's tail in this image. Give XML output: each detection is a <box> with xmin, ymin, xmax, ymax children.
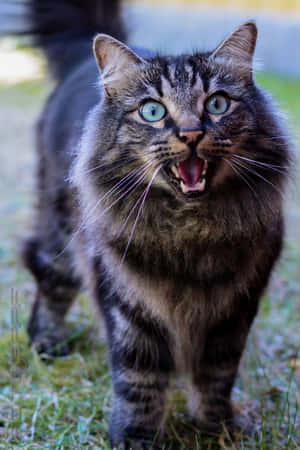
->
<box><xmin>1</xmin><ymin>0</ymin><xmax>127</xmax><ymax>81</ymax></box>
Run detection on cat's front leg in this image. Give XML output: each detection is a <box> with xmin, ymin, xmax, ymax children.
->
<box><xmin>105</xmin><ymin>301</ymin><xmax>174</xmax><ymax>449</ymax></box>
<box><xmin>22</xmin><ymin>238</ymin><xmax>80</xmax><ymax>357</ymax></box>
<box><xmin>188</xmin><ymin>297</ymin><xmax>258</xmax><ymax>436</ymax></box>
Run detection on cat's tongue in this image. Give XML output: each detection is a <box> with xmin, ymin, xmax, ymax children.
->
<box><xmin>177</xmin><ymin>154</ymin><xmax>204</xmax><ymax>186</ymax></box>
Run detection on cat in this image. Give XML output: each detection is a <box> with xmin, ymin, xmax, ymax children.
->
<box><xmin>9</xmin><ymin>0</ymin><xmax>292</xmax><ymax>447</ymax></box>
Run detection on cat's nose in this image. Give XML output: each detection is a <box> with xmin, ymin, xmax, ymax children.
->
<box><xmin>178</xmin><ymin>128</ymin><xmax>204</xmax><ymax>145</ymax></box>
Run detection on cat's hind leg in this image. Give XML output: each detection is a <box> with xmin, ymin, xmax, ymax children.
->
<box><xmin>22</xmin><ymin>236</ymin><xmax>81</xmax><ymax>357</ymax></box>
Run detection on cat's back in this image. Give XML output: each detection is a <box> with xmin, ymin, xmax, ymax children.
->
<box><xmin>39</xmin><ymin>57</ymin><xmax>100</xmax><ymax>170</ymax></box>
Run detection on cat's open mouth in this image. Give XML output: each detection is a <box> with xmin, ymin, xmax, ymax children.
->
<box><xmin>166</xmin><ymin>154</ymin><xmax>208</xmax><ymax>199</ymax></box>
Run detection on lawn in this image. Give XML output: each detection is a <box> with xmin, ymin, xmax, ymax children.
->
<box><xmin>0</xmin><ymin>52</ymin><xmax>299</xmax><ymax>448</ymax></box>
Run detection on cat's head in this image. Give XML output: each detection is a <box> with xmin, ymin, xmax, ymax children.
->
<box><xmin>88</xmin><ymin>22</ymin><xmax>289</xmax><ymax>206</ymax></box>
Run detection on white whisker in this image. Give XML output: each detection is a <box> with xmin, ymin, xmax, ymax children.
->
<box><xmin>223</xmin><ymin>158</ymin><xmax>260</xmax><ymax>202</ymax></box>
<box><xmin>232</xmin><ymin>154</ymin><xmax>288</xmax><ymax>174</ymax></box>
<box><xmin>80</xmin><ymin>162</ymin><xmax>153</xmax><ymax>229</ymax></box>
<box><xmin>120</xmin><ymin>164</ymin><xmax>162</xmax><ymax>266</ymax></box>
<box><xmin>91</xmin><ymin>161</ymin><xmax>155</xmax><ymax>225</ymax></box>
<box><xmin>85</xmin><ymin>156</ymin><xmax>137</xmax><ymax>176</ymax></box>
<box><xmin>54</xmin><ymin>159</ymin><xmax>156</xmax><ymax>260</ymax></box>
<box><xmin>230</xmin><ymin>157</ymin><xmax>284</xmax><ymax>197</ymax></box>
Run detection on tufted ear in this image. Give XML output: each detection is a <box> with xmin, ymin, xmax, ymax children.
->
<box><xmin>211</xmin><ymin>22</ymin><xmax>257</xmax><ymax>75</ymax></box>
<box><xmin>93</xmin><ymin>34</ymin><xmax>146</xmax><ymax>96</ymax></box>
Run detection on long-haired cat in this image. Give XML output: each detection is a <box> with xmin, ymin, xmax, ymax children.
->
<box><xmin>9</xmin><ymin>0</ymin><xmax>292</xmax><ymax>447</ymax></box>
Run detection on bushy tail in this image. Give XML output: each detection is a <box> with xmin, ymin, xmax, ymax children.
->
<box><xmin>1</xmin><ymin>0</ymin><xmax>127</xmax><ymax>81</ymax></box>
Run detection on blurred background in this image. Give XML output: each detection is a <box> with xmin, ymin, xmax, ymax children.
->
<box><xmin>127</xmin><ymin>0</ymin><xmax>300</xmax><ymax>77</ymax></box>
<box><xmin>0</xmin><ymin>0</ymin><xmax>299</xmax><ymax>447</ymax></box>
<box><xmin>1</xmin><ymin>0</ymin><xmax>300</xmax><ymax>276</ymax></box>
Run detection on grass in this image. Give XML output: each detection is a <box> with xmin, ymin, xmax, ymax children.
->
<box><xmin>0</xmin><ymin>60</ymin><xmax>300</xmax><ymax>448</ymax></box>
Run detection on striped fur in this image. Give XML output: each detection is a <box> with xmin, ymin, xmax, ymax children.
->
<box><xmin>16</xmin><ymin>4</ymin><xmax>293</xmax><ymax>448</ymax></box>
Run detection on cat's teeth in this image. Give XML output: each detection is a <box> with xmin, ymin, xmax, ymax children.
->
<box><xmin>202</xmin><ymin>160</ymin><xmax>208</xmax><ymax>176</ymax></box>
<box><xmin>180</xmin><ymin>181</ymin><xmax>187</xmax><ymax>193</ymax></box>
<box><xmin>180</xmin><ymin>178</ymin><xmax>206</xmax><ymax>194</ymax></box>
<box><xmin>199</xmin><ymin>178</ymin><xmax>206</xmax><ymax>191</ymax></box>
<box><xmin>171</xmin><ymin>165</ymin><xmax>179</xmax><ymax>178</ymax></box>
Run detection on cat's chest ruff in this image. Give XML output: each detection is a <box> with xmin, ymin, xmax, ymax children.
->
<box><xmin>101</xmin><ymin>241</ymin><xmax>245</xmax><ymax>319</ymax></box>
<box><xmin>101</xmin><ymin>244</ymin><xmax>245</xmax><ymax>371</ymax></box>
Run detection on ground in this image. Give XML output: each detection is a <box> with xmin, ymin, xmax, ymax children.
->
<box><xmin>0</xmin><ymin>44</ymin><xmax>299</xmax><ymax>449</ymax></box>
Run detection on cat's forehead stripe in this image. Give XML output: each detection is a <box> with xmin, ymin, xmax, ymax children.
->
<box><xmin>187</xmin><ymin>59</ymin><xmax>199</xmax><ymax>87</ymax></box>
<box><xmin>167</xmin><ymin>61</ymin><xmax>196</xmax><ymax>88</ymax></box>
<box><xmin>155</xmin><ymin>58</ymin><xmax>205</xmax><ymax>95</ymax></box>
<box><xmin>160</xmin><ymin>70</ymin><xmax>204</xmax><ymax>107</ymax></box>
<box><xmin>161</xmin><ymin>75</ymin><xmax>173</xmax><ymax>98</ymax></box>
<box><xmin>207</xmin><ymin>76</ymin><xmax>221</xmax><ymax>94</ymax></box>
<box><xmin>193</xmin><ymin>72</ymin><xmax>204</xmax><ymax>92</ymax></box>
<box><xmin>184</xmin><ymin>63</ymin><xmax>193</xmax><ymax>78</ymax></box>
<box><xmin>167</xmin><ymin>64</ymin><xmax>176</xmax><ymax>87</ymax></box>
<box><xmin>145</xmin><ymin>83</ymin><xmax>162</xmax><ymax>99</ymax></box>
<box><xmin>187</xmin><ymin>62</ymin><xmax>199</xmax><ymax>87</ymax></box>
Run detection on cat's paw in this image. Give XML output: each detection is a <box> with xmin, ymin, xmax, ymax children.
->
<box><xmin>112</xmin><ymin>439</ymin><xmax>160</xmax><ymax>450</ymax></box>
<box><xmin>27</xmin><ymin>299</ymin><xmax>71</xmax><ymax>358</ymax></box>
<box><xmin>110</xmin><ymin>427</ymin><xmax>161</xmax><ymax>450</ymax></box>
<box><xmin>191</xmin><ymin>413</ymin><xmax>233</xmax><ymax>438</ymax></box>
<box><xmin>193</xmin><ymin>413</ymin><xmax>256</xmax><ymax>441</ymax></box>
<box><xmin>230</xmin><ymin>413</ymin><xmax>257</xmax><ymax>439</ymax></box>
<box><xmin>28</xmin><ymin>316</ymin><xmax>71</xmax><ymax>358</ymax></box>
<box><xmin>30</xmin><ymin>333</ymin><xmax>71</xmax><ymax>358</ymax></box>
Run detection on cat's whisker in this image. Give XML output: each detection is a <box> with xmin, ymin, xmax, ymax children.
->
<box><xmin>115</xmin><ymin>187</ymin><xmax>146</xmax><ymax>239</ymax></box>
<box><xmin>261</xmin><ymin>134</ymin><xmax>294</xmax><ymax>140</ymax></box>
<box><xmin>67</xmin><ymin>149</ymin><xmax>133</xmax><ymax>181</ymax></box>
<box><xmin>223</xmin><ymin>158</ymin><xmax>260</xmax><ymax>202</ymax></box>
<box><xmin>82</xmin><ymin>156</ymin><xmax>138</xmax><ymax>176</ymax></box>
<box><xmin>120</xmin><ymin>164</ymin><xmax>162</xmax><ymax>265</ymax></box>
<box><xmin>230</xmin><ymin>157</ymin><xmax>285</xmax><ymax>197</ymax></box>
<box><xmin>234</xmin><ymin>156</ymin><xmax>287</xmax><ymax>169</ymax></box>
<box><xmin>87</xmin><ymin>160</ymin><xmax>157</xmax><ymax>226</ymax></box>
<box><xmin>54</xmin><ymin>160</ymin><xmax>155</xmax><ymax>260</ymax></box>
<box><xmin>230</xmin><ymin>158</ymin><xmax>288</xmax><ymax>177</ymax></box>
<box><xmin>97</xmin><ymin>158</ymin><xmax>155</xmax><ymax>186</ymax></box>
<box><xmin>83</xmin><ymin>160</ymin><xmax>155</xmax><ymax>226</ymax></box>
<box><xmin>84</xmin><ymin>162</ymin><xmax>151</xmax><ymax>219</ymax></box>
<box><xmin>96</xmin><ymin>159</ymin><xmax>152</xmax><ymax>190</ymax></box>
<box><xmin>232</xmin><ymin>154</ymin><xmax>289</xmax><ymax>172</ymax></box>
<box><xmin>114</xmin><ymin>161</ymin><xmax>163</xmax><ymax>239</ymax></box>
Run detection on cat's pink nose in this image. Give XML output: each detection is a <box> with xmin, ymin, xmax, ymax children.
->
<box><xmin>179</xmin><ymin>128</ymin><xmax>204</xmax><ymax>144</ymax></box>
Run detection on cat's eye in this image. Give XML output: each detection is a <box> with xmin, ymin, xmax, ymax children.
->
<box><xmin>205</xmin><ymin>94</ymin><xmax>229</xmax><ymax>115</ymax></box>
<box><xmin>139</xmin><ymin>100</ymin><xmax>166</xmax><ymax>122</ymax></box>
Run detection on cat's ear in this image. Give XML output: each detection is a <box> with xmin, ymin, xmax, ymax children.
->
<box><xmin>211</xmin><ymin>22</ymin><xmax>257</xmax><ymax>75</ymax></box>
<box><xmin>93</xmin><ymin>34</ymin><xmax>146</xmax><ymax>96</ymax></box>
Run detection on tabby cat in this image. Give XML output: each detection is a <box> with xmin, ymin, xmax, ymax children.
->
<box><xmin>12</xmin><ymin>0</ymin><xmax>292</xmax><ymax>447</ymax></box>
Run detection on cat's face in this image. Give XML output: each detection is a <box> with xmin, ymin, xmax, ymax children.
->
<box><xmin>91</xmin><ymin>23</ymin><xmax>288</xmax><ymax>205</ymax></box>
<box><xmin>109</xmin><ymin>55</ymin><xmax>257</xmax><ymax>201</ymax></box>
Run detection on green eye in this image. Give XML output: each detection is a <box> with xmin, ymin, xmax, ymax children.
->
<box><xmin>140</xmin><ymin>101</ymin><xmax>166</xmax><ymax>122</ymax></box>
<box><xmin>205</xmin><ymin>94</ymin><xmax>229</xmax><ymax>115</ymax></box>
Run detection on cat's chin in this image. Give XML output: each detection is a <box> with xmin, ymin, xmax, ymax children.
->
<box><xmin>163</xmin><ymin>178</ymin><xmax>210</xmax><ymax>202</ymax></box>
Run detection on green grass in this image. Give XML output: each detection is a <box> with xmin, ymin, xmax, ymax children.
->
<box><xmin>0</xmin><ymin>68</ymin><xmax>299</xmax><ymax>449</ymax></box>
<box><xmin>257</xmin><ymin>73</ymin><xmax>300</xmax><ymax>127</ymax></box>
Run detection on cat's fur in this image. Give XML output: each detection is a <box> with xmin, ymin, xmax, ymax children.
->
<box><xmin>10</xmin><ymin>0</ymin><xmax>292</xmax><ymax>447</ymax></box>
